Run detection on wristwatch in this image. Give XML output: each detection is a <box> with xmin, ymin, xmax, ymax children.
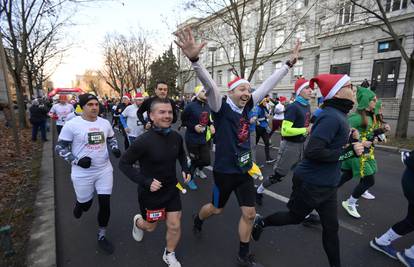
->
<box><xmin>285</xmin><ymin>58</ymin><xmax>297</xmax><ymax>68</ymax></box>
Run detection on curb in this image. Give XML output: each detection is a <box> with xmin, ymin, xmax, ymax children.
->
<box><xmin>27</xmin><ymin>131</ymin><xmax>56</xmax><ymax>267</ymax></box>
<box><xmin>375</xmin><ymin>144</ymin><xmax>408</xmax><ymax>153</ymax></box>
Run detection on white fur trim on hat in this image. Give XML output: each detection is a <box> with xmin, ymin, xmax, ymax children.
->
<box><xmin>296</xmin><ymin>81</ymin><xmax>310</xmax><ymax>96</ymax></box>
<box><xmin>325</xmin><ymin>75</ymin><xmax>351</xmax><ymax>100</ymax></box>
<box><xmin>229</xmin><ymin>79</ymin><xmax>250</xmax><ymax>91</ymax></box>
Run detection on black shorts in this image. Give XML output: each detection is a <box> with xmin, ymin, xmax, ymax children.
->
<box><xmin>211</xmin><ymin>171</ymin><xmax>255</xmax><ymax>208</ymax></box>
<box><xmin>186</xmin><ymin>141</ymin><xmax>211</xmax><ymax>167</ymax></box>
<box><xmin>138</xmin><ymin>188</ymin><xmax>182</xmax><ymax>221</ymax></box>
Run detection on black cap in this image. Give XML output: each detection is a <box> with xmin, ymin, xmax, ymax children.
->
<box><xmin>78</xmin><ymin>93</ymin><xmax>98</xmax><ymax>107</ymax></box>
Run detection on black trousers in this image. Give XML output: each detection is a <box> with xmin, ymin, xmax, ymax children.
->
<box><xmin>186</xmin><ymin>141</ymin><xmax>211</xmax><ymax>176</ymax></box>
<box><xmin>263</xmin><ymin>174</ymin><xmax>340</xmax><ymax>267</ymax></box>
<box><xmin>338</xmin><ymin>169</ymin><xmax>375</xmax><ymax>198</ymax></box>
<box><xmin>76</xmin><ymin>194</ymin><xmax>111</xmax><ymax>227</ymax></box>
<box><xmin>256</xmin><ymin>126</ymin><xmax>271</xmax><ymax>160</ymax></box>
<box><xmin>393</xmin><ymin>169</ymin><xmax>414</xmax><ymax>235</ymax></box>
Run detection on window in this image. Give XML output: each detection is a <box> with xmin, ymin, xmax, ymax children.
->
<box><xmin>338</xmin><ymin>1</ymin><xmax>355</xmax><ymax>25</ymax></box>
<box><xmin>257</xmin><ymin>65</ymin><xmax>264</xmax><ymax>81</ymax></box>
<box><xmin>218</xmin><ymin>47</ymin><xmax>224</xmax><ymax>61</ymax></box>
<box><xmin>275</xmin><ymin>30</ymin><xmax>284</xmax><ymax>48</ymax></box>
<box><xmin>217</xmin><ymin>70</ymin><xmax>223</xmax><ymax>85</ymax></box>
<box><xmin>293</xmin><ymin>59</ymin><xmax>303</xmax><ymax>78</ymax></box>
<box><xmin>330</xmin><ymin>63</ymin><xmax>351</xmax><ymax>75</ymax></box>
<box><xmin>228</xmin><ymin>69</ymin><xmax>236</xmax><ymax>82</ymax></box>
<box><xmin>296</xmin><ymin>0</ymin><xmax>304</xmax><ymax>9</ymax></box>
<box><xmin>274</xmin><ymin>61</ymin><xmax>283</xmax><ymax>70</ymax></box>
<box><xmin>378</xmin><ymin>39</ymin><xmax>403</xmax><ymax>52</ymax></box>
<box><xmin>275</xmin><ymin>0</ymin><xmax>286</xmax><ymax>16</ymax></box>
<box><xmin>230</xmin><ymin>43</ymin><xmax>235</xmax><ymax>58</ymax></box>
<box><xmin>244</xmin><ymin>39</ymin><xmax>251</xmax><ymax>55</ymax></box>
<box><xmin>385</xmin><ymin>0</ymin><xmax>408</xmax><ymax>12</ymax></box>
<box><xmin>244</xmin><ymin>67</ymin><xmax>250</xmax><ymax>79</ymax></box>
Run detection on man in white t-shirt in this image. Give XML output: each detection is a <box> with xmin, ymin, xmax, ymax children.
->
<box><xmin>120</xmin><ymin>93</ymin><xmax>145</xmax><ymax>144</ymax></box>
<box><xmin>55</xmin><ymin>93</ymin><xmax>121</xmax><ymax>255</ymax></box>
<box><xmin>49</xmin><ymin>94</ymin><xmax>74</xmax><ymax>134</ymax></box>
<box><xmin>269</xmin><ymin>96</ymin><xmax>286</xmax><ymax>138</ymax></box>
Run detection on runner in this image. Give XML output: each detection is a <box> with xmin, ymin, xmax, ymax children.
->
<box><xmin>55</xmin><ymin>93</ymin><xmax>121</xmax><ymax>255</ymax></box>
<box><xmin>252</xmin><ymin>74</ymin><xmax>364</xmax><ymax>267</ymax></box>
<box><xmin>339</xmin><ymin>86</ymin><xmax>386</xmax><ymax>218</ymax></box>
<box><xmin>120</xmin><ymin>93</ymin><xmax>145</xmax><ymax>144</ymax></box>
<box><xmin>119</xmin><ymin>98</ymin><xmax>190</xmax><ymax>267</ymax></box>
<box><xmin>49</xmin><ymin>94</ymin><xmax>74</xmax><ymax>134</ymax></box>
<box><xmin>255</xmin><ymin>96</ymin><xmax>275</xmax><ymax>164</ymax></box>
<box><xmin>175</xmin><ymin>27</ymin><xmax>301</xmax><ymax>266</ymax></box>
<box><xmin>137</xmin><ymin>81</ymin><xmax>178</xmax><ymax>129</ymax></box>
<box><xmin>268</xmin><ymin>96</ymin><xmax>286</xmax><ymax>138</ymax></box>
<box><xmin>370</xmin><ymin>150</ymin><xmax>414</xmax><ymax>266</ymax></box>
<box><xmin>180</xmin><ymin>85</ymin><xmax>214</xmax><ymax>190</ymax></box>
<box><xmin>115</xmin><ymin>95</ymin><xmax>131</xmax><ymax>150</ymax></box>
<box><xmin>255</xmin><ymin>78</ymin><xmax>312</xmax><ymax>206</ymax></box>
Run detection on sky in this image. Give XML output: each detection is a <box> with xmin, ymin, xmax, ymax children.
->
<box><xmin>51</xmin><ymin>0</ymin><xmax>193</xmax><ymax>87</ymax></box>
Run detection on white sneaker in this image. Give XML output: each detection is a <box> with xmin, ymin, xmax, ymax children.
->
<box><xmin>361</xmin><ymin>190</ymin><xmax>375</xmax><ymax>200</ymax></box>
<box><xmin>132</xmin><ymin>214</ymin><xmax>144</xmax><ymax>242</ymax></box>
<box><xmin>163</xmin><ymin>248</ymin><xmax>181</xmax><ymax>267</ymax></box>
<box><xmin>212</xmin><ymin>144</ymin><xmax>216</xmax><ymax>152</ymax></box>
<box><xmin>197</xmin><ymin>169</ymin><xmax>207</xmax><ymax>179</ymax></box>
<box><xmin>342</xmin><ymin>200</ymin><xmax>361</xmax><ymax>218</ymax></box>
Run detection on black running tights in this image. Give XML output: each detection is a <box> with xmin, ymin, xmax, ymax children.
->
<box><xmin>76</xmin><ymin>194</ymin><xmax>111</xmax><ymax>227</ymax></box>
<box><xmin>338</xmin><ymin>170</ymin><xmax>375</xmax><ymax>199</ymax></box>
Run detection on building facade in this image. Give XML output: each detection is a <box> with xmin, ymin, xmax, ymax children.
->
<box><xmin>177</xmin><ymin>0</ymin><xmax>414</xmax><ymax>119</ymax></box>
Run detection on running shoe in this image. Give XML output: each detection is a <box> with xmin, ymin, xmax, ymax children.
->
<box><xmin>197</xmin><ymin>169</ymin><xmax>208</xmax><ymax>179</ymax></box>
<box><xmin>302</xmin><ymin>213</ymin><xmax>321</xmax><ymax>227</ymax></box>
<box><xmin>192</xmin><ymin>214</ymin><xmax>203</xmax><ymax>236</ymax></box>
<box><xmin>361</xmin><ymin>190</ymin><xmax>375</xmax><ymax>200</ymax></box>
<box><xmin>163</xmin><ymin>248</ymin><xmax>182</xmax><ymax>267</ymax></box>
<box><xmin>342</xmin><ymin>200</ymin><xmax>361</xmax><ymax>218</ymax></box>
<box><xmin>370</xmin><ymin>238</ymin><xmax>397</xmax><ymax>259</ymax></box>
<box><xmin>97</xmin><ymin>236</ymin><xmax>114</xmax><ymax>255</ymax></box>
<box><xmin>251</xmin><ymin>214</ymin><xmax>264</xmax><ymax>241</ymax></box>
<box><xmin>132</xmin><ymin>214</ymin><xmax>144</xmax><ymax>242</ymax></box>
<box><xmin>237</xmin><ymin>254</ymin><xmax>264</xmax><ymax>267</ymax></box>
<box><xmin>397</xmin><ymin>251</ymin><xmax>414</xmax><ymax>267</ymax></box>
<box><xmin>187</xmin><ymin>180</ymin><xmax>198</xmax><ymax>190</ymax></box>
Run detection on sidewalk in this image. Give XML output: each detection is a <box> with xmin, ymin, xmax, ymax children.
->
<box><xmin>26</xmin><ymin>131</ymin><xmax>56</xmax><ymax>267</ymax></box>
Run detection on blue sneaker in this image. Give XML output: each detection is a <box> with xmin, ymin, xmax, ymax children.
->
<box><xmin>187</xmin><ymin>180</ymin><xmax>198</xmax><ymax>190</ymax></box>
<box><xmin>370</xmin><ymin>238</ymin><xmax>397</xmax><ymax>259</ymax></box>
<box><xmin>397</xmin><ymin>251</ymin><xmax>414</xmax><ymax>267</ymax></box>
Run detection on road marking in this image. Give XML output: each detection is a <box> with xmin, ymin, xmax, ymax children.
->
<box><xmin>203</xmin><ymin>166</ymin><xmax>363</xmax><ymax>235</ymax></box>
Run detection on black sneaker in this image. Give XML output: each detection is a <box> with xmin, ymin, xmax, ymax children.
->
<box><xmin>255</xmin><ymin>192</ymin><xmax>263</xmax><ymax>206</ymax></box>
<box><xmin>251</xmin><ymin>214</ymin><xmax>264</xmax><ymax>241</ymax></box>
<box><xmin>73</xmin><ymin>203</ymin><xmax>83</xmax><ymax>219</ymax></box>
<box><xmin>237</xmin><ymin>254</ymin><xmax>264</xmax><ymax>267</ymax></box>
<box><xmin>97</xmin><ymin>236</ymin><xmax>114</xmax><ymax>255</ymax></box>
<box><xmin>302</xmin><ymin>213</ymin><xmax>321</xmax><ymax>228</ymax></box>
<box><xmin>193</xmin><ymin>214</ymin><xmax>203</xmax><ymax>236</ymax></box>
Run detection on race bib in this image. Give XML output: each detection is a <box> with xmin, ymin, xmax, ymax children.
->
<box><xmin>88</xmin><ymin>132</ymin><xmax>105</xmax><ymax>145</ymax></box>
<box><xmin>146</xmin><ymin>208</ymin><xmax>166</xmax><ymax>222</ymax></box>
<box><xmin>238</xmin><ymin>151</ymin><xmax>252</xmax><ymax>167</ymax></box>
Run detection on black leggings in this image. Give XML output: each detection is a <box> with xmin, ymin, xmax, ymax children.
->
<box><xmin>338</xmin><ymin>170</ymin><xmax>375</xmax><ymax>198</ymax></box>
<box><xmin>186</xmin><ymin>142</ymin><xmax>211</xmax><ymax>176</ymax></box>
<box><xmin>76</xmin><ymin>194</ymin><xmax>111</xmax><ymax>227</ymax></box>
<box><xmin>263</xmin><ymin>175</ymin><xmax>340</xmax><ymax>267</ymax></box>
<box><xmin>256</xmin><ymin>126</ymin><xmax>271</xmax><ymax>160</ymax></box>
<box><xmin>393</xmin><ymin>203</ymin><xmax>414</xmax><ymax>235</ymax></box>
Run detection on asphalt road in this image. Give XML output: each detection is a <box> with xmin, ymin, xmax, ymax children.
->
<box><xmin>54</xmin><ymin>120</ymin><xmax>411</xmax><ymax>267</ymax></box>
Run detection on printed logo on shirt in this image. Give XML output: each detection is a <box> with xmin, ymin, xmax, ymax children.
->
<box><xmin>304</xmin><ymin>112</ymin><xmax>311</xmax><ymax>127</ymax></box>
<box><xmin>88</xmin><ymin>131</ymin><xmax>105</xmax><ymax>145</ymax></box>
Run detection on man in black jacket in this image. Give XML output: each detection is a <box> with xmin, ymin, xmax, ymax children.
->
<box><xmin>119</xmin><ymin>98</ymin><xmax>189</xmax><ymax>267</ymax></box>
<box><xmin>137</xmin><ymin>81</ymin><xmax>177</xmax><ymax>129</ymax></box>
<box><xmin>252</xmin><ymin>74</ymin><xmax>364</xmax><ymax>267</ymax></box>
<box><xmin>29</xmin><ymin>99</ymin><xmax>49</xmax><ymax>141</ymax></box>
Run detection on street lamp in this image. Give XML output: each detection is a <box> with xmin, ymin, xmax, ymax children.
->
<box><xmin>208</xmin><ymin>46</ymin><xmax>217</xmax><ymax>79</ymax></box>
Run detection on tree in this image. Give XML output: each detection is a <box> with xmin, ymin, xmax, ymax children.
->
<box><xmin>101</xmin><ymin>29</ymin><xmax>152</xmax><ymax>96</ymax></box>
<box><xmin>183</xmin><ymin>0</ymin><xmax>316</xmax><ymax>81</ymax></box>
<box><xmin>147</xmin><ymin>45</ymin><xmax>178</xmax><ymax>96</ymax></box>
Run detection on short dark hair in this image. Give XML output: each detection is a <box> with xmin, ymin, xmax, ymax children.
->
<box><xmin>150</xmin><ymin>97</ymin><xmax>172</xmax><ymax>113</ymax></box>
<box><xmin>156</xmin><ymin>81</ymin><xmax>168</xmax><ymax>88</ymax></box>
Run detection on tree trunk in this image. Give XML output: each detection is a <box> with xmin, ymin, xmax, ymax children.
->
<box><xmin>13</xmin><ymin>72</ymin><xmax>28</xmax><ymax>128</ymax></box>
<box><xmin>395</xmin><ymin>54</ymin><xmax>414</xmax><ymax>139</ymax></box>
<box><xmin>26</xmin><ymin>66</ymin><xmax>34</xmax><ymax>97</ymax></box>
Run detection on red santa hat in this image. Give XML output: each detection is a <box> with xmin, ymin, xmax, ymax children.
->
<box><xmin>227</xmin><ymin>77</ymin><xmax>250</xmax><ymax>91</ymax></box>
<box><xmin>309</xmin><ymin>74</ymin><xmax>351</xmax><ymax>100</ymax></box>
<box><xmin>122</xmin><ymin>93</ymin><xmax>131</xmax><ymax>100</ymax></box>
<box><xmin>134</xmin><ymin>92</ymin><xmax>144</xmax><ymax>100</ymax></box>
<box><xmin>294</xmin><ymin>78</ymin><xmax>310</xmax><ymax>96</ymax></box>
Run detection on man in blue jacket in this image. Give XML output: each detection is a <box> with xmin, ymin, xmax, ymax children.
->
<box><xmin>181</xmin><ymin>85</ymin><xmax>215</xmax><ymax>190</ymax></box>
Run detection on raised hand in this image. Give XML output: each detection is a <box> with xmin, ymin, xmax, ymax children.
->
<box><xmin>174</xmin><ymin>27</ymin><xmax>207</xmax><ymax>60</ymax></box>
<box><xmin>289</xmin><ymin>39</ymin><xmax>302</xmax><ymax>65</ymax></box>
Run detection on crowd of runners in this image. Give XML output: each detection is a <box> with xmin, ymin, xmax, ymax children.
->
<box><xmin>44</xmin><ymin>28</ymin><xmax>414</xmax><ymax>267</ymax></box>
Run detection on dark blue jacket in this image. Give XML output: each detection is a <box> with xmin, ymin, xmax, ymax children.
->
<box><xmin>181</xmin><ymin>99</ymin><xmax>211</xmax><ymax>145</ymax></box>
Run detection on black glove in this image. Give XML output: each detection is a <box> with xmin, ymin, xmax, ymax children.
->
<box><xmin>77</xmin><ymin>156</ymin><xmax>91</xmax><ymax>168</ymax></box>
<box><xmin>112</xmin><ymin>148</ymin><xmax>121</xmax><ymax>158</ymax></box>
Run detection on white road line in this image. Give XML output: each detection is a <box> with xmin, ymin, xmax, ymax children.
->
<box><xmin>203</xmin><ymin>166</ymin><xmax>363</xmax><ymax>235</ymax></box>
